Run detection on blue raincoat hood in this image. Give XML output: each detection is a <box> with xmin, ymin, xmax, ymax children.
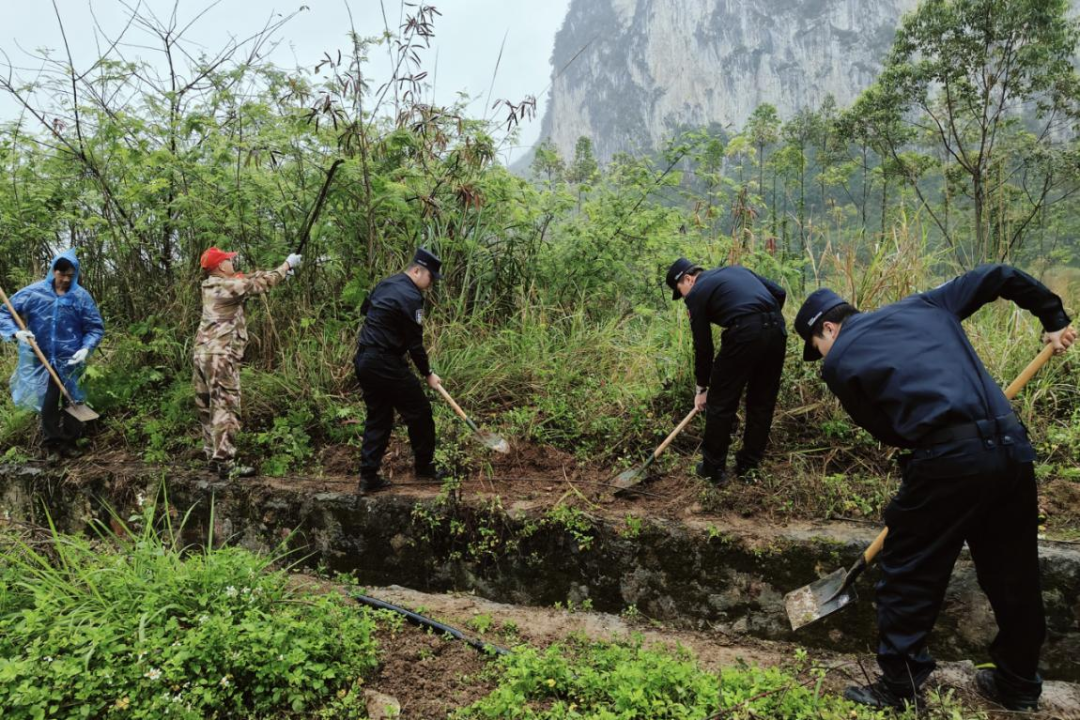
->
<box><xmin>46</xmin><ymin>248</ymin><xmax>82</xmax><ymax>287</ymax></box>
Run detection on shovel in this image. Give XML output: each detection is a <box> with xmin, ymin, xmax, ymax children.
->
<box><xmin>0</xmin><ymin>283</ymin><xmax>100</xmax><ymax>423</ymax></box>
<box><xmin>433</xmin><ymin>382</ymin><xmax>510</xmax><ymax>454</ymax></box>
<box><xmin>613</xmin><ymin>407</ymin><xmax>699</xmax><ymax>493</ymax></box>
<box><xmin>784</xmin><ymin>342</ymin><xmax>1060</xmax><ymax>631</ymax></box>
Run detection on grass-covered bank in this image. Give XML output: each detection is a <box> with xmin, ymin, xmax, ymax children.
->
<box><xmin>0</xmin><ymin>501</ymin><xmax>383</xmax><ymax>719</ymax></box>
<box><xmin>0</xmin><ymin>495</ymin><xmax>996</xmax><ymax>720</ymax></box>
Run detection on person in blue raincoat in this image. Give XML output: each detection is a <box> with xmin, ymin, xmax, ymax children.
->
<box><xmin>0</xmin><ymin>250</ymin><xmax>105</xmax><ymax>458</ymax></box>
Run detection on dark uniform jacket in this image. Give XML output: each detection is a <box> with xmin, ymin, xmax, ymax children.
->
<box><xmin>686</xmin><ymin>266</ymin><xmax>786</xmax><ymax>387</ymax></box>
<box><xmin>822</xmin><ymin>264</ymin><xmax>1070</xmax><ymax>450</ymax></box>
<box><xmin>357</xmin><ymin>273</ymin><xmax>432</xmax><ymax>376</ymax></box>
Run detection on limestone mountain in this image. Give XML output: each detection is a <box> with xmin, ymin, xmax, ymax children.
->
<box><xmin>534</xmin><ymin>0</ymin><xmax>920</xmax><ymax>165</ymax></box>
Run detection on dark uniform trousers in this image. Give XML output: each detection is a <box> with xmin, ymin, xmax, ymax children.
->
<box><xmin>355</xmin><ymin>348</ymin><xmax>436</xmax><ymax>476</ymax></box>
<box><xmin>703</xmin><ymin>311</ymin><xmax>786</xmax><ymax>472</ymax></box>
<box><xmin>41</xmin><ymin>376</ymin><xmax>84</xmax><ymax>448</ymax></box>
<box><xmin>877</xmin><ymin>419</ymin><xmax>1044</xmax><ymax>703</ymax></box>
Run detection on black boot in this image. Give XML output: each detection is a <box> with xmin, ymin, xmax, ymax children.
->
<box><xmin>415</xmin><ymin>464</ymin><xmax>450</xmax><ymax>482</ymax></box>
<box><xmin>843</xmin><ymin>680</ymin><xmax>916</xmax><ymax>710</ymax></box>
<box><xmin>734</xmin><ymin>462</ymin><xmax>759</xmax><ymax>482</ymax></box>
<box><xmin>975</xmin><ymin>669</ymin><xmax>1038</xmax><ymax>712</ymax></box>
<box><xmin>59</xmin><ymin>443</ymin><xmax>84</xmax><ymax>460</ymax></box>
<box><xmin>358</xmin><ymin>473</ymin><xmax>392</xmax><ymax>494</ymax></box>
<box><xmin>695</xmin><ymin>461</ymin><xmax>728</xmax><ymax>486</ymax></box>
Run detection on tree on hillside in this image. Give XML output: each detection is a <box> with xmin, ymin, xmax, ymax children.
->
<box><xmin>531</xmin><ymin>138</ymin><xmax>565</xmax><ymax>184</ymax></box>
<box><xmin>746</xmin><ymin>103</ymin><xmax>780</xmax><ymax>199</ymax></box>
<box><xmin>567</xmin><ymin>136</ymin><xmax>600</xmax><ymax>185</ymax></box>
<box><xmin>843</xmin><ymin>0</ymin><xmax>1080</xmax><ymax>265</ymax></box>
<box><xmin>567</xmin><ymin>136</ymin><xmax>600</xmax><ymax>209</ymax></box>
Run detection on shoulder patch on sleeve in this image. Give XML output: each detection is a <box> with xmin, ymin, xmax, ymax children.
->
<box><xmin>415</xmin><ymin>309</ymin><xmax>423</xmax><ymax>325</ymax></box>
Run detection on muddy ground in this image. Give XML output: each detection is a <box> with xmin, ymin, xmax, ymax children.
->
<box><xmin>55</xmin><ymin>432</ymin><xmax>1080</xmax><ymax>544</ymax></box>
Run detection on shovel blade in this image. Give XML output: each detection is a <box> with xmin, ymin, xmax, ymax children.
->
<box><xmin>612</xmin><ymin>466</ymin><xmax>646</xmax><ymax>492</ymax></box>
<box><xmin>65</xmin><ymin>403</ymin><xmax>100</xmax><ymax>423</ymax></box>
<box><xmin>784</xmin><ymin>568</ymin><xmax>858</xmax><ymax>631</ymax></box>
<box><xmin>480</xmin><ymin>432</ymin><xmax>510</xmax><ymax>455</ymax></box>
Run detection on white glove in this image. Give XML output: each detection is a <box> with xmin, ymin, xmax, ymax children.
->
<box><xmin>14</xmin><ymin>329</ymin><xmax>35</xmax><ymax>345</ymax></box>
<box><xmin>68</xmin><ymin>348</ymin><xmax>89</xmax><ymax>366</ymax></box>
<box><xmin>285</xmin><ymin>254</ymin><xmax>302</xmax><ymax>270</ymax></box>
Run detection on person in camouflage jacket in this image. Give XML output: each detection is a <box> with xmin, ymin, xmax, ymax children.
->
<box><xmin>194</xmin><ymin>247</ymin><xmax>301</xmax><ymax>478</ymax></box>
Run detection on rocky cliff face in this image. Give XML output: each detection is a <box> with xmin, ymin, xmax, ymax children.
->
<box><xmin>536</xmin><ymin>0</ymin><xmax>919</xmax><ymax>164</ymax></box>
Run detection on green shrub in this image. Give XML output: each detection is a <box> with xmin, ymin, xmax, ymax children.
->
<box><xmin>0</xmin><ymin>496</ymin><xmax>380</xmax><ymax>719</ymax></box>
<box><xmin>458</xmin><ymin>637</ymin><xmax>985</xmax><ymax>720</ymax></box>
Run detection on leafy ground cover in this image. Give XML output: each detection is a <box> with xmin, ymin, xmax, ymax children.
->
<box><xmin>0</xmin><ymin>501</ymin><xmax>382</xmax><ymax>719</ymax></box>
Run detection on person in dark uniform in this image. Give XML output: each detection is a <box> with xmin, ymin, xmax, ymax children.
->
<box><xmin>794</xmin><ymin>265</ymin><xmax>1076</xmax><ymax>711</ymax></box>
<box><xmin>665</xmin><ymin>257</ymin><xmax>787</xmax><ymax>484</ymax></box>
<box><xmin>355</xmin><ymin>248</ymin><xmax>445</xmax><ymax>493</ymax></box>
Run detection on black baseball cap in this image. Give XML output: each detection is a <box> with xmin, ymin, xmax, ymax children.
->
<box><xmin>666</xmin><ymin>257</ymin><xmax>703</xmax><ymax>300</ymax></box>
<box><xmin>412</xmin><ymin>247</ymin><xmax>442</xmax><ymax>280</ymax></box>
<box><xmin>795</xmin><ymin>288</ymin><xmax>847</xmax><ymax>361</ymax></box>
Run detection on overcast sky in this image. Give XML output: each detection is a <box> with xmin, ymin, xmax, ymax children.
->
<box><xmin>0</xmin><ymin>0</ymin><xmax>569</xmax><ymax>164</ymax></box>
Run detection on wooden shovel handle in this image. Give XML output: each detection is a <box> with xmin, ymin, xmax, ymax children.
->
<box><xmin>652</xmin><ymin>407</ymin><xmax>699</xmax><ymax>459</ymax></box>
<box><xmin>433</xmin><ymin>382</ymin><xmax>470</xmax><ymax>423</ymax></box>
<box><xmin>0</xmin><ymin>284</ymin><xmax>77</xmax><ymax>404</ymax></box>
<box><xmin>863</xmin><ymin>527</ymin><xmax>889</xmax><ymax>564</ymax></box>
<box><xmin>867</xmin><ymin>341</ymin><xmax>1064</xmax><ymax>566</ymax></box>
<box><xmin>1004</xmin><ymin>342</ymin><xmax>1057</xmax><ymax>400</ymax></box>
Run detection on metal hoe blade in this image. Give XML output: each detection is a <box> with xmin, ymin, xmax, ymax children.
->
<box><xmin>65</xmin><ymin>403</ymin><xmax>100</xmax><ymax>423</ymax></box>
<box><xmin>479</xmin><ymin>431</ymin><xmax>510</xmax><ymax>454</ymax></box>
<box><xmin>613</xmin><ymin>466</ymin><xmax>646</xmax><ymax>491</ymax></box>
<box><xmin>784</xmin><ymin>567</ymin><xmax>858</xmax><ymax>631</ymax></box>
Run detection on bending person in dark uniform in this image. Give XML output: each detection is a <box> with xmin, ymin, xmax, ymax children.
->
<box><xmin>794</xmin><ymin>264</ymin><xmax>1075</xmax><ymax>711</ymax></box>
<box><xmin>355</xmin><ymin>248</ymin><xmax>445</xmax><ymax>493</ymax></box>
<box><xmin>665</xmin><ymin>258</ymin><xmax>787</xmax><ymax>484</ymax></box>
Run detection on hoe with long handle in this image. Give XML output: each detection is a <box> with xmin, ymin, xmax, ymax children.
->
<box><xmin>785</xmin><ymin>342</ymin><xmax>1060</xmax><ymax>631</ymax></box>
<box><xmin>434</xmin><ymin>382</ymin><xmax>510</xmax><ymax>454</ymax></box>
<box><xmin>613</xmin><ymin>407</ymin><xmax>699</xmax><ymax>493</ymax></box>
<box><xmin>0</xmin><ymin>283</ymin><xmax>100</xmax><ymax>423</ymax></box>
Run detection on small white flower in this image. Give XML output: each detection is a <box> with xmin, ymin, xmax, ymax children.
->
<box><xmin>225</xmin><ymin>586</ymin><xmax>238</xmax><ymax>598</ymax></box>
<box><xmin>277</xmin><ymin>654</ymin><xmax>284</xmax><ymax>662</ymax></box>
<box><xmin>43</xmin><ymin>656</ymin><xmax>54</xmax><ymax>663</ymax></box>
<box><xmin>136</xmin><ymin>492</ymin><xmax>146</xmax><ymax>507</ymax></box>
<box><xmin>219</xmin><ymin>676</ymin><xmax>231</xmax><ymax>688</ymax></box>
<box><xmin>197</xmin><ymin>614</ymin><xmax>209</xmax><ymax>625</ymax></box>
<box><xmin>171</xmin><ymin>641</ymin><xmax>181</xmax><ymax>647</ymax></box>
<box><xmin>145</xmin><ymin>667</ymin><xmax>162</xmax><ymax>681</ymax></box>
